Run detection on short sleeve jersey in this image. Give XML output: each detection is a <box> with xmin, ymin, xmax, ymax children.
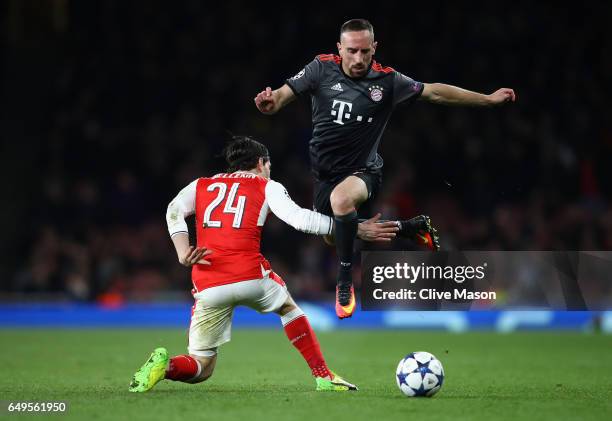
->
<box><xmin>286</xmin><ymin>54</ymin><xmax>423</xmax><ymax>179</ymax></box>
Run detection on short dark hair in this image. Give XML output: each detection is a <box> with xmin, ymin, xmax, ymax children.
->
<box><xmin>340</xmin><ymin>19</ymin><xmax>374</xmax><ymax>40</ymax></box>
<box><xmin>222</xmin><ymin>135</ymin><xmax>269</xmax><ymax>172</ymax></box>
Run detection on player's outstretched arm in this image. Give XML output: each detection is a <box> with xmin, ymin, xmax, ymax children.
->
<box><xmin>420</xmin><ymin>83</ymin><xmax>516</xmax><ymax>106</ymax></box>
<box><xmin>265</xmin><ymin>180</ymin><xmax>333</xmax><ymax>235</ymax></box>
<box><xmin>254</xmin><ymin>84</ymin><xmax>296</xmax><ymax>115</ymax></box>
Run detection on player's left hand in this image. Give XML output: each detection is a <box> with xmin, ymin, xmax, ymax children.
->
<box><xmin>487</xmin><ymin>88</ymin><xmax>516</xmax><ymax>105</ymax></box>
<box><xmin>358</xmin><ymin>213</ymin><xmax>399</xmax><ymax>242</ymax></box>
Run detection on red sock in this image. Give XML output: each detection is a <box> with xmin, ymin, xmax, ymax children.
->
<box><xmin>283</xmin><ymin>314</ymin><xmax>331</xmax><ymax>379</ymax></box>
<box><xmin>165</xmin><ymin>355</ymin><xmax>200</xmax><ymax>382</ymax></box>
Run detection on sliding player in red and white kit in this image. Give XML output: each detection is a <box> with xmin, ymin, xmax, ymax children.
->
<box><xmin>128</xmin><ymin>136</ymin><xmax>399</xmax><ymax>392</ymax></box>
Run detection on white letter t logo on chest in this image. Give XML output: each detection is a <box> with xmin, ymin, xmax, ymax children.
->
<box><xmin>331</xmin><ymin>100</ymin><xmax>353</xmax><ymax>125</ymax></box>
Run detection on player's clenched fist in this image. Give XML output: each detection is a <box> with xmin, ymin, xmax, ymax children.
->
<box><xmin>254</xmin><ymin>87</ymin><xmax>276</xmax><ymax>114</ymax></box>
<box><xmin>179</xmin><ymin>246</ymin><xmax>212</xmax><ymax>267</ymax></box>
<box><xmin>487</xmin><ymin>88</ymin><xmax>516</xmax><ymax>105</ymax></box>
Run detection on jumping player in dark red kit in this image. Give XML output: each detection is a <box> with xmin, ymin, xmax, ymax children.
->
<box><xmin>254</xmin><ymin>19</ymin><xmax>516</xmax><ymax>319</ymax></box>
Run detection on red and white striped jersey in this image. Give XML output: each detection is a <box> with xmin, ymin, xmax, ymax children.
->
<box><xmin>166</xmin><ymin>172</ymin><xmax>332</xmax><ymax>292</ymax></box>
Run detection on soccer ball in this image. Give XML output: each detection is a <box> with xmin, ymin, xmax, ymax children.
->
<box><xmin>395</xmin><ymin>352</ymin><xmax>444</xmax><ymax>397</ymax></box>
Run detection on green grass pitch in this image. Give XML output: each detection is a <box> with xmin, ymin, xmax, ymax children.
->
<box><xmin>1</xmin><ymin>329</ymin><xmax>611</xmax><ymax>420</ymax></box>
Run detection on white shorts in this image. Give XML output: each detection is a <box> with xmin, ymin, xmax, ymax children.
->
<box><xmin>188</xmin><ymin>272</ymin><xmax>288</xmax><ymax>357</ymax></box>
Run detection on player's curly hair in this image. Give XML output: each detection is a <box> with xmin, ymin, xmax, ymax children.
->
<box><xmin>222</xmin><ymin>135</ymin><xmax>270</xmax><ymax>172</ymax></box>
<box><xmin>340</xmin><ymin>18</ymin><xmax>374</xmax><ymax>40</ymax></box>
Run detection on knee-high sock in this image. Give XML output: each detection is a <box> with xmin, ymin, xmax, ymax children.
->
<box><xmin>334</xmin><ymin>211</ymin><xmax>358</xmax><ymax>287</ymax></box>
<box><xmin>282</xmin><ymin>308</ymin><xmax>331</xmax><ymax>379</ymax></box>
<box><xmin>165</xmin><ymin>355</ymin><xmax>202</xmax><ymax>382</ymax></box>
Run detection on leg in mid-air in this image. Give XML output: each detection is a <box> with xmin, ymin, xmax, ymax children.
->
<box><xmin>328</xmin><ymin>176</ymin><xmax>369</xmax><ymax>320</ymax></box>
<box><xmin>276</xmin><ymin>295</ymin><xmax>357</xmax><ymax>391</ymax></box>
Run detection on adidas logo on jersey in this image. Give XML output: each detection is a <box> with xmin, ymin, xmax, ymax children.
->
<box><xmin>330</xmin><ymin>83</ymin><xmax>343</xmax><ymax>92</ymax></box>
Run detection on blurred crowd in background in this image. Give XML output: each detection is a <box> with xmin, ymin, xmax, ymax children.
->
<box><xmin>1</xmin><ymin>1</ymin><xmax>610</xmax><ymax>302</ymax></box>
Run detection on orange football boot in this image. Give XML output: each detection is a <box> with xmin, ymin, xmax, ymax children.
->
<box><xmin>335</xmin><ymin>284</ymin><xmax>356</xmax><ymax>319</ymax></box>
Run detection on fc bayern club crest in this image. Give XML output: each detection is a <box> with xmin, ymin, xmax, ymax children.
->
<box><xmin>369</xmin><ymin>85</ymin><xmax>384</xmax><ymax>102</ymax></box>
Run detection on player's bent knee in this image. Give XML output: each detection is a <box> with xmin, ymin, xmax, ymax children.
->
<box><xmin>277</xmin><ymin>302</ymin><xmax>297</xmax><ymax>315</ymax></box>
<box><xmin>185</xmin><ymin>374</ymin><xmax>208</xmax><ymax>384</ymax></box>
<box><xmin>330</xmin><ymin>191</ymin><xmax>356</xmax><ymax>215</ymax></box>
<box><xmin>276</xmin><ymin>295</ymin><xmax>300</xmax><ymax>316</ymax></box>
<box><xmin>192</xmin><ymin>369</ymin><xmax>213</xmax><ymax>383</ymax></box>
<box><xmin>188</xmin><ymin>353</ymin><xmax>217</xmax><ymax>383</ymax></box>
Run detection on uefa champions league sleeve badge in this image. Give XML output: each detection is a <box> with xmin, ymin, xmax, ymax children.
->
<box><xmin>290</xmin><ymin>69</ymin><xmax>305</xmax><ymax>80</ymax></box>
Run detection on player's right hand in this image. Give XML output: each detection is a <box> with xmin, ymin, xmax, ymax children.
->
<box><xmin>254</xmin><ymin>87</ymin><xmax>276</xmax><ymax>114</ymax></box>
<box><xmin>179</xmin><ymin>246</ymin><xmax>212</xmax><ymax>267</ymax></box>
